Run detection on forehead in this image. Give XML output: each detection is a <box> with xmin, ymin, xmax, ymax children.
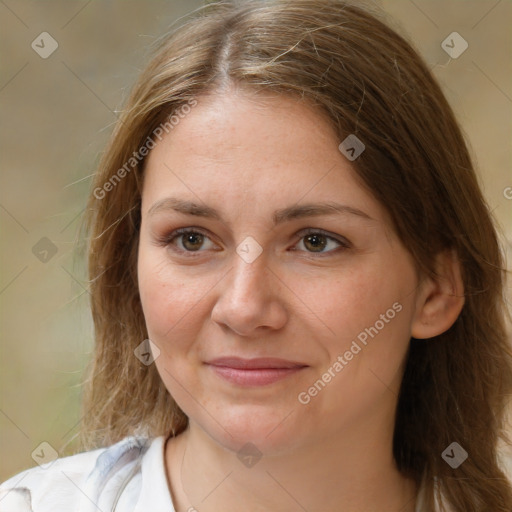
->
<box><xmin>141</xmin><ymin>90</ymin><xmax>386</xmax><ymax>225</ymax></box>
<box><xmin>147</xmin><ymin>90</ymin><xmax>338</xmax><ymax>168</ymax></box>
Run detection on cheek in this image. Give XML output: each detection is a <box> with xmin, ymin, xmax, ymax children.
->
<box><xmin>309</xmin><ymin>264</ymin><xmax>414</xmax><ymax>338</ymax></box>
<box><xmin>137</xmin><ymin>250</ymin><xmax>208</xmax><ymax>345</ymax></box>
<box><xmin>137</xmin><ymin>252</ymin><xmax>212</xmax><ymax>410</ymax></box>
<box><xmin>305</xmin><ymin>257</ymin><xmax>417</xmax><ymax>392</ymax></box>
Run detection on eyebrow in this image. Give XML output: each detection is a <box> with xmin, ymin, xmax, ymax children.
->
<box><xmin>147</xmin><ymin>197</ymin><xmax>374</xmax><ymax>225</ymax></box>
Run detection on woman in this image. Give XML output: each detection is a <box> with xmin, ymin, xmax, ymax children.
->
<box><xmin>1</xmin><ymin>1</ymin><xmax>511</xmax><ymax>510</ymax></box>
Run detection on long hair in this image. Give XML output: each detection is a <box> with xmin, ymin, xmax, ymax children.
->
<box><xmin>81</xmin><ymin>1</ymin><xmax>512</xmax><ymax>510</ymax></box>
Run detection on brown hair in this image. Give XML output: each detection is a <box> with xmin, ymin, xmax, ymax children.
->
<box><xmin>81</xmin><ymin>1</ymin><xmax>512</xmax><ymax>510</ymax></box>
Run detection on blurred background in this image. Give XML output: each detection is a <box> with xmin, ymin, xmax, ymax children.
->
<box><xmin>0</xmin><ymin>0</ymin><xmax>511</xmax><ymax>481</ymax></box>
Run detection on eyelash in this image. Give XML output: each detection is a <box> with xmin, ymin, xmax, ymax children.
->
<box><xmin>157</xmin><ymin>227</ymin><xmax>351</xmax><ymax>257</ymax></box>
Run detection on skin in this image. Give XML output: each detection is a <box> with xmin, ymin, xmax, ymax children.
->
<box><xmin>137</xmin><ymin>86</ymin><xmax>464</xmax><ymax>512</ymax></box>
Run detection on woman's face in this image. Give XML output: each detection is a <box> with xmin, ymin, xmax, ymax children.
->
<box><xmin>138</xmin><ymin>89</ymin><xmax>424</xmax><ymax>455</ymax></box>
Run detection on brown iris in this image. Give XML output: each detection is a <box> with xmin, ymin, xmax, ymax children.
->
<box><xmin>182</xmin><ymin>232</ymin><xmax>204</xmax><ymax>251</ymax></box>
<box><xmin>303</xmin><ymin>233</ymin><xmax>327</xmax><ymax>252</ymax></box>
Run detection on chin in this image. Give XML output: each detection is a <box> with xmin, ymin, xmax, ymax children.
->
<box><xmin>196</xmin><ymin>404</ymin><xmax>311</xmax><ymax>456</ymax></box>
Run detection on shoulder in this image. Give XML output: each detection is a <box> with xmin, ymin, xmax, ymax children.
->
<box><xmin>0</xmin><ymin>436</ymin><xmax>153</xmax><ymax>512</ymax></box>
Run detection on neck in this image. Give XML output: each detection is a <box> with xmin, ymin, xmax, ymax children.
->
<box><xmin>165</xmin><ymin>424</ymin><xmax>418</xmax><ymax>512</ymax></box>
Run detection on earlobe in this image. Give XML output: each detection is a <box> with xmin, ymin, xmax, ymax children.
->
<box><xmin>411</xmin><ymin>249</ymin><xmax>465</xmax><ymax>340</ymax></box>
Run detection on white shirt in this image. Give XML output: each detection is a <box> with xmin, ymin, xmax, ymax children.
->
<box><xmin>1</xmin><ymin>435</ymin><xmax>511</xmax><ymax>511</ymax></box>
<box><xmin>0</xmin><ymin>437</ymin><xmax>174</xmax><ymax>512</ymax></box>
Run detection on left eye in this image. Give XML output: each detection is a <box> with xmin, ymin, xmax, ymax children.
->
<box><xmin>294</xmin><ymin>231</ymin><xmax>347</xmax><ymax>254</ymax></box>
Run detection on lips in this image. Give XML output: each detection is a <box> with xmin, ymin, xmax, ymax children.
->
<box><xmin>207</xmin><ymin>357</ymin><xmax>307</xmax><ymax>369</ymax></box>
<box><xmin>206</xmin><ymin>357</ymin><xmax>308</xmax><ymax>386</ymax></box>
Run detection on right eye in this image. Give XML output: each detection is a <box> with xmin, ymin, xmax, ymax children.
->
<box><xmin>162</xmin><ymin>228</ymin><xmax>218</xmax><ymax>254</ymax></box>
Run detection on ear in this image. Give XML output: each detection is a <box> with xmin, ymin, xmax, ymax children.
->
<box><xmin>411</xmin><ymin>249</ymin><xmax>465</xmax><ymax>339</ymax></box>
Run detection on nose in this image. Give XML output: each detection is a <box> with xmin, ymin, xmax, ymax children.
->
<box><xmin>210</xmin><ymin>252</ymin><xmax>288</xmax><ymax>337</ymax></box>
